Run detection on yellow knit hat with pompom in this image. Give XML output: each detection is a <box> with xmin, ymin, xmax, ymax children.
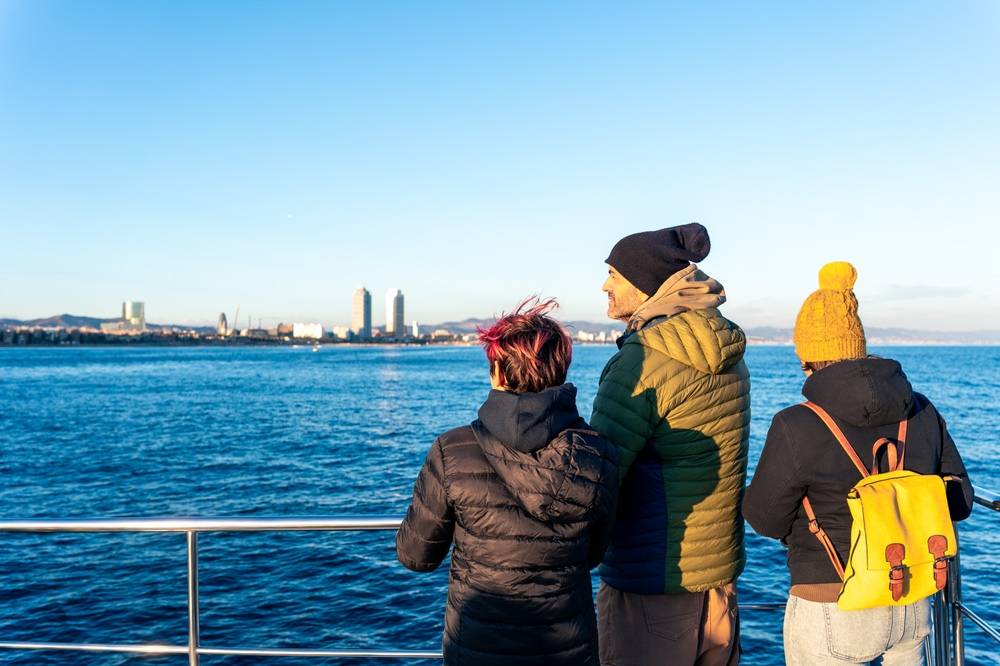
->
<box><xmin>793</xmin><ymin>261</ymin><xmax>867</xmax><ymax>362</ymax></box>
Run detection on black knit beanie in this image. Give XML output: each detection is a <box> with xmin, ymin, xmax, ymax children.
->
<box><xmin>605</xmin><ymin>223</ymin><xmax>711</xmax><ymax>296</ymax></box>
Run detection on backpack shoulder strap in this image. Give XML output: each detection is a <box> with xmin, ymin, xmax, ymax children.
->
<box><xmin>801</xmin><ymin>496</ymin><xmax>845</xmax><ymax>581</ymax></box>
<box><xmin>802</xmin><ymin>401</ymin><xmax>869</xmax><ymax>478</ymax></box>
<box><xmin>869</xmin><ymin>417</ymin><xmax>909</xmax><ymax>474</ymax></box>
<box><xmin>798</xmin><ymin>401</ymin><xmax>865</xmax><ymax>581</ymax></box>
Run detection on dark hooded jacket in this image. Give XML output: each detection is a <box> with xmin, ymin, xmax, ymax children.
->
<box><xmin>395</xmin><ymin>384</ymin><xmax>619</xmax><ymax>666</ymax></box>
<box><xmin>744</xmin><ymin>358</ymin><xmax>974</xmax><ymax>586</ymax></box>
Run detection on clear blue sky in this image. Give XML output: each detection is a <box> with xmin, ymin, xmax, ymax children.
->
<box><xmin>2</xmin><ymin>2</ymin><xmax>998</xmax><ymax>330</ymax></box>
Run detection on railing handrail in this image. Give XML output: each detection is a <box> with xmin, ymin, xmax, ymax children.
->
<box><xmin>0</xmin><ymin>517</ymin><xmax>402</xmax><ymax>532</ymax></box>
<box><xmin>0</xmin><ymin>641</ymin><xmax>444</xmax><ymax>659</ymax></box>
<box><xmin>1</xmin><ymin>485</ymin><xmax>997</xmax><ymax>664</ymax></box>
<box><xmin>972</xmin><ymin>484</ymin><xmax>1000</xmax><ymax>511</ymax></box>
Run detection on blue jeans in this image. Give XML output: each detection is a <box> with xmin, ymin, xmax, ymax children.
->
<box><xmin>783</xmin><ymin>596</ymin><xmax>931</xmax><ymax>665</ymax></box>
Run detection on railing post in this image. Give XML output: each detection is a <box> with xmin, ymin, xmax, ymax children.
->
<box><xmin>187</xmin><ymin>530</ymin><xmax>200</xmax><ymax>666</ymax></box>
<box><xmin>933</xmin><ymin>591</ymin><xmax>949</xmax><ymax>666</ymax></box>
<box><xmin>948</xmin><ymin>547</ymin><xmax>964</xmax><ymax>666</ymax></box>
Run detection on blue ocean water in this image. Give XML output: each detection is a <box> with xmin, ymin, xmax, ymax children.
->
<box><xmin>0</xmin><ymin>345</ymin><xmax>997</xmax><ymax>665</ymax></box>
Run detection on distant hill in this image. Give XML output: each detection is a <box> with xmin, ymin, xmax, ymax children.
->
<box><xmin>427</xmin><ymin>319</ymin><xmax>1000</xmax><ymax>345</ymax></box>
<box><xmin>744</xmin><ymin>326</ymin><xmax>790</xmax><ymax>341</ymax></box>
<box><xmin>426</xmin><ymin>317</ymin><xmax>493</xmax><ymax>334</ymax></box>
<box><xmin>745</xmin><ymin>326</ymin><xmax>1000</xmax><ymax>345</ymax></box>
<box><xmin>428</xmin><ymin>317</ymin><xmax>623</xmax><ymax>336</ymax></box>
<box><xmin>0</xmin><ymin>314</ymin><xmax>112</xmax><ymax>329</ymax></box>
<box><xmin>0</xmin><ymin>314</ymin><xmax>215</xmax><ymax>335</ymax></box>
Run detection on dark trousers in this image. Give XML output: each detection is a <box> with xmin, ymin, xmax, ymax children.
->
<box><xmin>597</xmin><ymin>581</ymin><xmax>740</xmax><ymax>666</ymax></box>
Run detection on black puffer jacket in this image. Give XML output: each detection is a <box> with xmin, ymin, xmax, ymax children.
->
<box><xmin>396</xmin><ymin>384</ymin><xmax>619</xmax><ymax>666</ymax></box>
<box><xmin>744</xmin><ymin>358</ymin><xmax>974</xmax><ymax>586</ymax></box>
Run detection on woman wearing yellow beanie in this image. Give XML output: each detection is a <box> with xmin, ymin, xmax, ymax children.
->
<box><xmin>745</xmin><ymin>262</ymin><xmax>974</xmax><ymax>665</ymax></box>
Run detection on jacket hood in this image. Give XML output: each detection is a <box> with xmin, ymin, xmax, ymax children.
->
<box><xmin>476</xmin><ymin>384</ymin><xmax>582</xmax><ymax>453</ymax></box>
<box><xmin>627</xmin><ymin>264</ymin><xmax>726</xmax><ymax>332</ymax></box>
<box><xmin>473</xmin><ymin>384</ymin><xmax>615</xmax><ymax>523</ymax></box>
<box><xmin>629</xmin><ymin>307</ymin><xmax>746</xmax><ymax>375</ymax></box>
<box><xmin>802</xmin><ymin>357</ymin><xmax>914</xmax><ymax>427</ymax></box>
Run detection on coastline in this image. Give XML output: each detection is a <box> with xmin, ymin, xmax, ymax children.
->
<box><xmin>2</xmin><ymin>339</ymin><xmax>998</xmax><ymax>349</ymax></box>
<box><xmin>4</xmin><ymin>325</ymin><xmax>999</xmax><ymax>349</ymax></box>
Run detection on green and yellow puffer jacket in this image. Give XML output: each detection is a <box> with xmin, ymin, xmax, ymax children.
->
<box><xmin>591</xmin><ymin>307</ymin><xmax>750</xmax><ymax>594</ymax></box>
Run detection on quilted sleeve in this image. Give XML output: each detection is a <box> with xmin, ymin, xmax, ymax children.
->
<box><xmin>590</xmin><ymin>345</ymin><xmax>659</xmax><ymax>481</ymax></box>
<box><xmin>395</xmin><ymin>439</ymin><xmax>455</xmax><ymax>572</ymax></box>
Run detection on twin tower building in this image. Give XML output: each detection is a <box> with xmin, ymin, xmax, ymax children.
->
<box><xmin>352</xmin><ymin>287</ymin><xmax>404</xmax><ymax>340</ymax></box>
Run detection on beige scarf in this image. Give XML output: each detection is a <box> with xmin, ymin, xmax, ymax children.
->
<box><xmin>627</xmin><ymin>264</ymin><xmax>727</xmax><ymax>332</ymax></box>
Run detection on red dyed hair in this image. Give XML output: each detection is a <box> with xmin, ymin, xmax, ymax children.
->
<box><xmin>478</xmin><ymin>297</ymin><xmax>573</xmax><ymax>393</ymax></box>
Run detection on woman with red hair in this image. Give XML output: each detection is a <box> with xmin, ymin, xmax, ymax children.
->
<box><xmin>396</xmin><ymin>298</ymin><xmax>619</xmax><ymax>666</ymax></box>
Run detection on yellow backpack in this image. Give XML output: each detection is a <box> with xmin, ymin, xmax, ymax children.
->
<box><xmin>800</xmin><ymin>402</ymin><xmax>956</xmax><ymax>611</ymax></box>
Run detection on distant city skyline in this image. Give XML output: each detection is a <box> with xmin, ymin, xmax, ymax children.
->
<box><xmin>3</xmin><ymin>259</ymin><xmax>1000</xmax><ymax>333</ymax></box>
<box><xmin>2</xmin><ymin>4</ymin><xmax>998</xmax><ymax>331</ymax></box>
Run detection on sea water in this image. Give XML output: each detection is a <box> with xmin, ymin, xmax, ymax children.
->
<box><xmin>0</xmin><ymin>345</ymin><xmax>997</xmax><ymax>664</ymax></box>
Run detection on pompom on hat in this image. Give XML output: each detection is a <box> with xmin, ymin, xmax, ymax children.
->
<box><xmin>793</xmin><ymin>261</ymin><xmax>867</xmax><ymax>363</ymax></box>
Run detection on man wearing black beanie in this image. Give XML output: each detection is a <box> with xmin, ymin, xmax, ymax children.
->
<box><xmin>590</xmin><ymin>223</ymin><xmax>751</xmax><ymax>665</ymax></box>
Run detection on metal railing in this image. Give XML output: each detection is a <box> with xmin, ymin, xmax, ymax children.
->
<box><xmin>0</xmin><ymin>518</ymin><xmax>440</xmax><ymax>663</ymax></box>
<box><xmin>0</xmin><ymin>488</ymin><xmax>996</xmax><ymax>664</ymax></box>
<box><xmin>931</xmin><ymin>485</ymin><xmax>1000</xmax><ymax>666</ymax></box>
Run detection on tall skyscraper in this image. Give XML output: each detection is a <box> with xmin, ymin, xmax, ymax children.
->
<box><xmin>352</xmin><ymin>287</ymin><xmax>372</xmax><ymax>339</ymax></box>
<box><xmin>122</xmin><ymin>301</ymin><xmax>145</xmax><ymax>330</ymax></box>
<box><xmin>385</xmin><ymin>289</ymin><xmax>404</xmax><ymax>336</ymax></box>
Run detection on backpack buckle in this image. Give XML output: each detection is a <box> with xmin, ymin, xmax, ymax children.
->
<box><xmin>929</xmin><ymin>535</ymin><xmax>950</xmax><ymax>590</ymax></box>
<box><xmin>885</xmin><ymin>543</ymin><xmax>906</xmax><ymax>601</ymax></box>
<box><xmin>933</xmin><ymin>558</ymin><xmax>949</xmax><ymax>590</ymax></box>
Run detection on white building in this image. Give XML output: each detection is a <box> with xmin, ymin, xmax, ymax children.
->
<box><xmin>331</xmin><ymin>325</ymin><xmax>352</xmax><ymax>340</ymax></box>
<box><xmin>385</xmin><ymin>288</ymin><xmax>404</xmax><ymax>336</ymax></box>
<box><xmin>100</xmin><ymin>320</ymin><xmax>128</xmax><ymax>333</ymax></box>
<box><xmin>352</xmin><ymin>287</ymin><xmax>372</xmax><ymax>339</ymax></box>
<box><xmin>411</xmin><ymin>320</ymin><xmax>420</xmax><ymax>338</ymax></box>
<box><xmin>293</xmin><ymin>323</ymin><xmax>324</xmax><ymax>339</ymax></box>
<box><xmin>122</xmin><ymin>301</ymin><xmax>146</xmax><ymax>330</ymax></box>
